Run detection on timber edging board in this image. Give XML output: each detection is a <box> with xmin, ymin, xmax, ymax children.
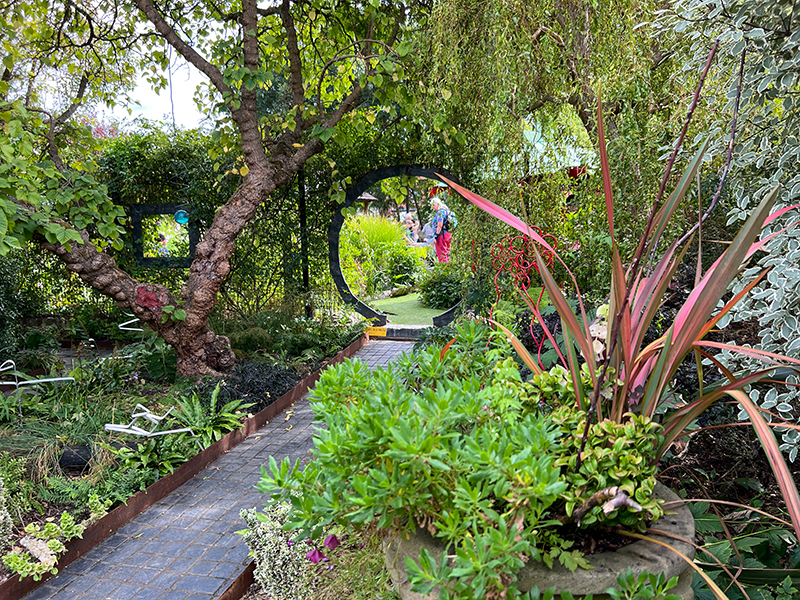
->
<box><xmin>0</xmin><ymin>334</ymin><xmax>369</xmax><ymax>600</ymax></box>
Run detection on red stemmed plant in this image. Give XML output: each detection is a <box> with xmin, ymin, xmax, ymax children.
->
<box><xmin>436</xmin><ymin>108</ymin><xmax>800</xmax><ymax>549</ymax></box>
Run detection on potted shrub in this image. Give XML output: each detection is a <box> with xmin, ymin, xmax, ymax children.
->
<box><xmin>257</xmin><ymin>96</ymin><xmax>800</xmax><ymax>599</ymax></box>
<box><xmin>258</xmin><ymin>321</ymin><xmax>701</xmax><ymax>598</ymax></box>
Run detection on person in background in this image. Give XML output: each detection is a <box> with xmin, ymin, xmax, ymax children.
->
<box><xmin>421</xmin><ymin>220</ymin><xmax>435</xmax><ymax>246</ymax></box>
<box><xmin>403</xmin><ymin>215</ymin><xmax>418</xmax><ymax>243</ymax></box>
<box><xmin>155</xmin><ymin>233</ymin><xmax>170</xmax><ymax>257</ymax></box>
<box><xmin>431</xmin><ymin>196</ymin><xmax>451</xmax><ymax>262</ymax></box>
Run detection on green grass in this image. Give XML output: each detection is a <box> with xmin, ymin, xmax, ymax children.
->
<box><xmin>370</xmin><ymin>292</ymin><xmax>443</xmax><ymax>326</ymax></box>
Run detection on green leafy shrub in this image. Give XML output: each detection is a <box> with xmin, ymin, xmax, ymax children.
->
<box><xmin>220</xmin><ymin>310</ymin><xmax>366</xmax><ymax>365</ymax></box>
<box><xmin>258</xmin><ymin>321</ymin><xmax>663</xmax><ymax>599</ymax></box>
<box><xmin>413</xmin><ymin>321</ymin><xmax>458</xmax><ymax>350</ymax></box>
<box><xmin>387</xmin><ymin>246</ymin><xmax>420</xmax><ymax>287</ymax></box>
<box><xmin>549</xmin><ymin>403</ymin><xmax>663</xmax><ymax>529</ymax></box>
<box><xmin>417</xmin><ymin>262</ymin><xmax>465</xmax><ymax>309</ymax></box>
<box><xmin>107</xmin><ymin>434</ymin><xmax>193</xmax><ymax>481</ymax></box>
<box><xmin>63</xmin><ymin>302</ymin><xmax>134</xmax><ymax>343</ymax></box>
<box><xmin>228</xmin><ymin>327</ymin><xmax>273</xmax><ymax>353</ymax></box>
<box><xmin>340</xmin><ymin>214</ymin><xmax>418</xmax><ymax>298</ymax></box>
<box><xmin>71</xmin><ymin>334</ymin><xmax>178</xmax><ymax>384</ymax></box>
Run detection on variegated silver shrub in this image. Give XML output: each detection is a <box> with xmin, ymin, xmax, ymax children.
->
<box><xmin>667</xmin><ymin>0</ymin><xmax>800</xmax><ymax>459</ymax></box>
<box><xmin>240</xmin><ymin>503</ymin><xmax>312</xmax><ymax>600</ymax></box>
<box><xmin>0</xmin><ymin>476</ymin><xmax>12</xmax><ymax>554</ymax></box>
<box><xmin>717</xmin><ymin>229</ymin><xmax>800</xmax><ymax>461</ymax></box>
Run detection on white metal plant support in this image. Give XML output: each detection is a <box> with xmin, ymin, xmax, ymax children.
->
<box><xmin>118</xmin><ymin>312</ymin><xmax>144</xmax><ymax>333</ymax></box>
<box><xmin>0</xmin><ymin>359</ymin><xmax>76</xmax><ymax>416</ymax></box>
<box><xmin>104</xmin><ymin>404</ymin><xmax>200</xmax><ymax>449</ymax></box>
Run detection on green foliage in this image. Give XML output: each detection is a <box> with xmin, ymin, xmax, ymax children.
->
<box><xmin>550</xmin><ymin>405</ymin><xmax>664</xmax><ymax>530</ymax></box>
<box><xmin>387</xmin><ymin>249</ymin><xmax>419</xmax><ymax>288</ymax></box>
<box><xmin>0</xmin><ymin>103</ymin><xmax>127</xmax><ymax>256</ymax></box>
<box><xmin>340</xmin><ymin>214</ymin><xmax>421</xmax><ymax>298</ymax></box>
<box><xmin>0</xmin><ymin>254</ymin><xmax>30</xmax><ymax>351</ymax></box>
<box><xmin>175</xmin><ymin>382</ymin><xmax>253</xmax><ymax>448</ymax></box>
<box><xmin>417</xmin><ymin>262</ymin><xmax>466</xmax><ymax>309</ymax></box>
<box><xmin>2</xmin><ymin>546</ymin><xmax>58</xmax><ymax>581</ymax></box>
<box><xmin>258</xmin><ymin>321</ymin><xmax>663</xmax><ymax>599</ymax></box>
<box><xmin>37</xmin><ymin>468</ymin><xmax>152</xmax><ymax>509</ymax></box>
<box><xmin>219</xmin><ymin>309</ymin><xmax>366</xmax><ymax>364</ymax></box>
<box><xmin>160</xmin><ymin>304</ymin><xmax>187</xmax><ymax>324</ymax></box>
<box><xmin>603</xmin><ymin>567</ymin><xmax>681</xmax><ymax>600</ymax></box>
<box><xmin>413</xmin><ymin>321</ymin><xmax>458</xmax><ymax>350</ymax></box>
<box><xmin>0</xmin><ymin>451</ymin><xmax>40</xmax><ymax>523</ymax></box>
<box><xmin>107</xmin><ymin>434</ymin><xmax>194</xmax><ymax>480</ymax></box>
<box><xmin>68</xmin><ymin>335</ymin><xmax>178</xmax><ymax>384</ymax></box>
<box><xmin>228</xmin><ymin>327</ymin><xmax>273</xmax><ymax>354</ymax></box>
<box><xmin>688</xmin><ymin>500</ymin><xmax>800</xmax><ymax>600</ymax></box>
<box><xmin>11</xmin><ymin>324</ymin><xmax>63</xmax><ymax>372</ymax></box>
<box><xmin>2</xmin><ymin>494</ymin><xmax>109</xmax><ymax>581</ymax></box>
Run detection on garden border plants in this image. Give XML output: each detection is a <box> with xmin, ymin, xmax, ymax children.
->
<box><xmin>0</xmin><ymin>334</ymin><xmax>369</xmax><ymax>600</ymax></box>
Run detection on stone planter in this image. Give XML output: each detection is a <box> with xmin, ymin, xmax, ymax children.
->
<box><xmin>384</xmin><ymin>483</ymin><xmax>695</xmax><ymax>600</ymax></box>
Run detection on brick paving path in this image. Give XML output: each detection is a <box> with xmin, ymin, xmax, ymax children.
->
<box><xmin>23</xmin><ymin>340</ymin><xmax>415</xmax><ymax>600</ymax></box>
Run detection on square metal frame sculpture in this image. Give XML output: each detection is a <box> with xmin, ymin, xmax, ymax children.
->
<box><xmin>130</xmin><ymin>203</ymin><xmax>200</xmax><ymax>268</ymax></box>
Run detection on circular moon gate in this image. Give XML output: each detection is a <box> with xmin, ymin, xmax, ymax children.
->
<box><xmin>328</xmin><ymin>165</ymin><xmax>464</xmax><ymax>327</ymax></box>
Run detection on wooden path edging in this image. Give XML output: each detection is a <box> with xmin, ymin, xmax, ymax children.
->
<box><xmin>0</xmin><ymin>334</ymin><xmax>368</xmax><ymax>600</ymax></box>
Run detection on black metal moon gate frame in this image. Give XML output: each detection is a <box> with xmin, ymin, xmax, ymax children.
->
<box><xmin>327</xmin><ymin>165</ymin><xmax>463</xmax><ymax>327</ymax></box>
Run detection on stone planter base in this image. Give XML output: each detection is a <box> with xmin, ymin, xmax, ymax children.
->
<box><xmin>385</xmin><ymin>483</ymin><xmax>695</xmax><ymax>600</ymax></box>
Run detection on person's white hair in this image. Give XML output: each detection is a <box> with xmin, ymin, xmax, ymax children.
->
<box><xmin>430</xmin><ymin>196</ymin><xmax>448</xmax><ymax>211</ymax></box>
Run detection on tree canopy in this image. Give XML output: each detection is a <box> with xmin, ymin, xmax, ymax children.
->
<box><xmin>1</xmin><ymin>0</ymin><xmax>432</xmax><ymax>375</ymax></box>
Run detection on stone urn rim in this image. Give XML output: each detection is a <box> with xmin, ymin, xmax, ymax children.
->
<box><xmin>385</xmin><ymin>482</ymin><xmax>696</xmax><ymax>599</ymax></box>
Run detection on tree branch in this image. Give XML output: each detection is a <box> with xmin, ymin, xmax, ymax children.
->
<box><xmin>280</xmin><ymin>0</ymin><xmax>307</xmax><ymax>110</ymax></box>
<box><xmin>131</xmin><ymin>0</ymin><xmax>231</xmax><ymax>97</ymax></box>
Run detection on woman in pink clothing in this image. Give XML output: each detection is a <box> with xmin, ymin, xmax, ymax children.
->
<box><xmin>431</xmin><ymin>196</ymin><xmax>452</xmax><ymax>263</ymax></box>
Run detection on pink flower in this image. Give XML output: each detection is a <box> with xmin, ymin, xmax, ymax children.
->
<box><xmin>306</xmin><ymin>548</ymin><xmax>326</xmax><ymax>563</ymax></box>
<box><xmin>323</xmin><ymin>534</ymin><xmax>341</xmax><ymax>551</ymax></box>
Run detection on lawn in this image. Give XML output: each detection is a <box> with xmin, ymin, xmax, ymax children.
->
<box><xmin>369</xmin><ymin>292</ymin><xmax>443</xmax><ymax>326</ymax></box>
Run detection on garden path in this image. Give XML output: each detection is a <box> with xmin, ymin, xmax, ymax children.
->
<box><xmin>22</xmin><ymin>339</ymin><xmax>415</xmax><ymax>600</ymax></box>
